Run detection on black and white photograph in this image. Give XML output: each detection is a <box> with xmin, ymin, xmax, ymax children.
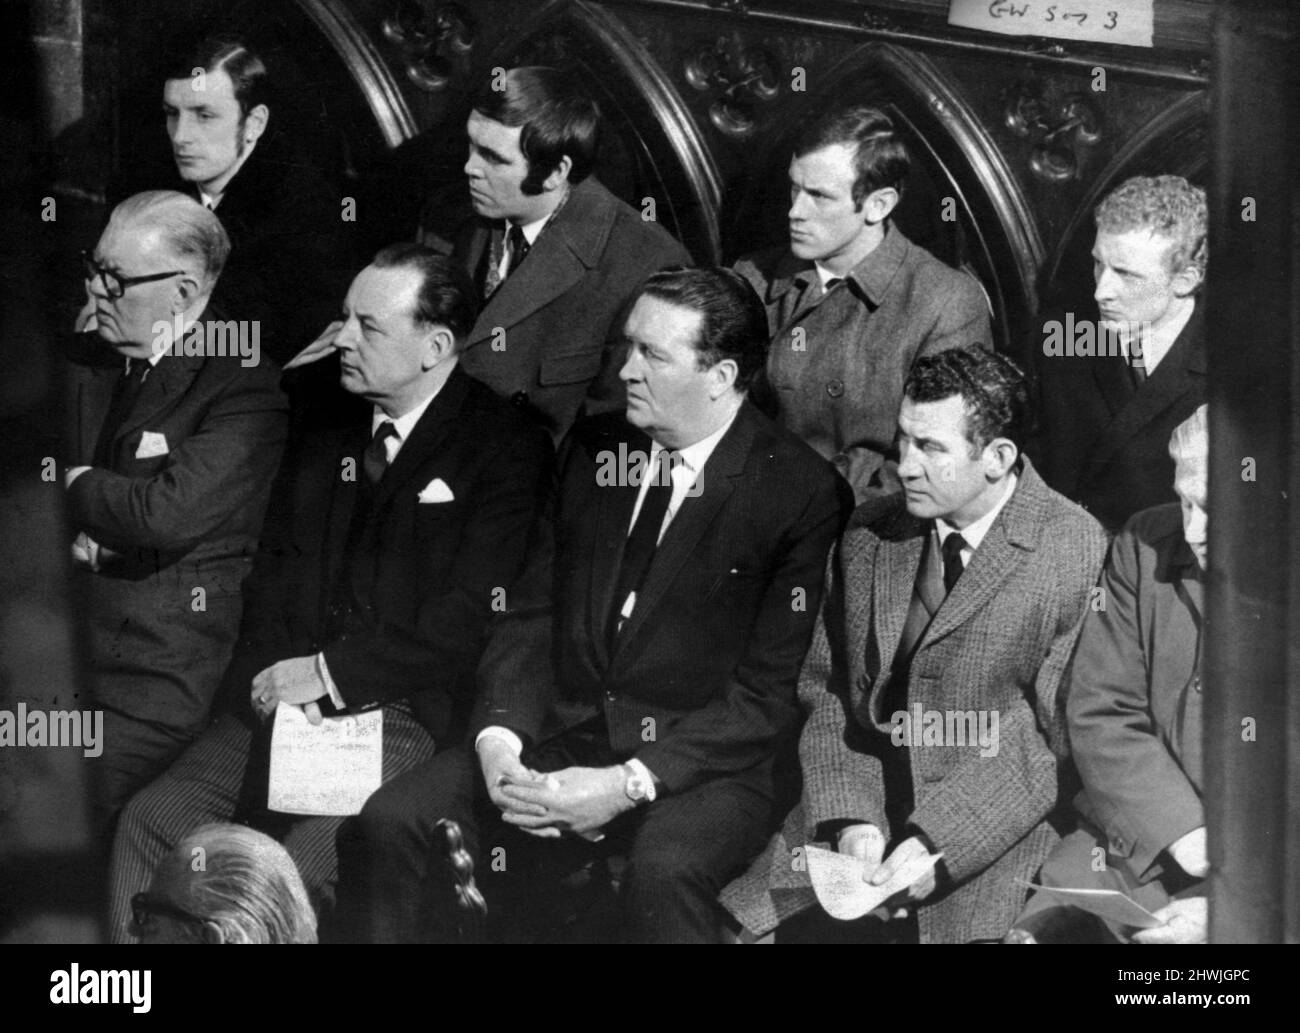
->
<box><xmin>0</xmin><ymin>0</ymin><xmax>1293</xmax><ymax>1001</ymax></box>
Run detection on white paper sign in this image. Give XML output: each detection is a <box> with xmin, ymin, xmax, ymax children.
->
<box><xmin>267</xmin><ymin>703</ymin><xmax>382</xmax><ymax>816</ymax></box>
<box><xmin>948</xmin><ymin>0</ymin><xmax>1154</xmax><ymax>49</ymax></box>
<box><xmin>806</xmin><ymin>844</ymin><xmax>944</xmax><ymax>921</ymax></box>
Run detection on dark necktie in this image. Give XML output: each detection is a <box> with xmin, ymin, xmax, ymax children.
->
<box><xmin>610</xmin><ymin>453</ymin><xmax>672</xmax><ymax>639</ymax></box>
<box><xmin>505</xmin><ymin>224</ymin><xmax>530</xmax><ymax>278</ymax></box>
<box><xmin>364</xmin><ymin>421</ymin><xmax>398</xmax><ymax>486</ymax></box>
<box><xmin>93</xmin><ymin>358</ymin><xmax>150</xmax><ymax>467</ymax></box>
<box><xmin>481</xmin><ymin>225</ymin><xmax>506</xmax><ymax>298</ymax></box>
<box><xmin>941</xmin><ymin>533</ymin><xmax>967</xmax><ymax>596</ymax></box>
<box><xmin>823</xmin><ymin>277</ymin><xmax>843</xmax><ymax>295</ymax></box>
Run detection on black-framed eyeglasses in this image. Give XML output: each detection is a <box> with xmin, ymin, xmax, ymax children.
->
<box><xmin>130</xmin><ymin>891</ymin><xmax>210</xmax><ymax>936</ymax></box>
<box><xmin>81</xmin><ymin>250</ymin><xmax>185</xmax><ymax>301</ymax></box>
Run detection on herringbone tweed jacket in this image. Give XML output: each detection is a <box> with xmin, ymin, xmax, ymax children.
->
<box><xmin>721</xmin><ymin>457</ymin><xmax>1108</xmax><ymax>942</ymax></box>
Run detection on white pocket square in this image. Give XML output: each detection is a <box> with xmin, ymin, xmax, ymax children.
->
<box><xmin>418</xmin><ymin>477</ymin><xmax>455</xmax><ymax>504</ymax></box>
<box><xmin>135</xmin><ymin>431</ymin><xmax>169</xmax><ymax>459</ymax></box>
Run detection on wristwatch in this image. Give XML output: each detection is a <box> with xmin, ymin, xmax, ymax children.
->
<box><xmin>623</xmin><ymin>763</ymin><xmax>657</xmax><ymax>804</ymax></box>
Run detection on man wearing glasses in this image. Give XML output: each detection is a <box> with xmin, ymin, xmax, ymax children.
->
<box><xmin>65</xmin><ymin>189</ymin><xmax>287</xmax><ymax>835</ymax></box>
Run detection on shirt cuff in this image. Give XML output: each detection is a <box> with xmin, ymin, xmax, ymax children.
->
<box><xmin>625</xmin><ymin>757</ymin><xmax>660</xmax><ymax>800</ymax></box>
<box><xmin>64</xmin><ymin>466</ymin><xmax>92</xmax><ymax>489</ymax></box>
<box><xmin>475</xmin><ymin>726</ymin><xmax>523</xmax><ymax>757</ymax></box>
<box><xmin>316</xmin><ymin>653</ymin><xmax>345</xmax><ymax>709</ymax></box>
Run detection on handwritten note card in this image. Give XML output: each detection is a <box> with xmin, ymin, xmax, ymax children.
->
<box><xmin>806</xmin><ymin>845</ymin><xmax>944</xmax><ymax>921</ymax></box>
<box><xmin>267</xmin><ymin>703</ymin><xmax>383</xmax><ymax>816</ymax></box>
<box><xmin>949</xmin><ymin>0</ymin><xmax>1154</xmax><ymax>49</ymax></box>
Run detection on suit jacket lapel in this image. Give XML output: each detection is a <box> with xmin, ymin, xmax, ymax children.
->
<box><xmin>587</xmin><ymin>448</ymin><xmax>643</xmax><ymax>670</ymax></box>
<box><xmin>1086</xmin><ymin>305</ymin><xmax>1205</xmax><ymax>478</ymax></box>
<box><xmin>611</xmin><ymin>406</ymin><xmax>756</xmax><ymax>658</ymax></box>
<box><xmin>461</xmin><ymin>179</ymin><xmax>615</xmax><ymax>352</ymax></box>
<box><xmin>114</xmin><ymin>352</ymin><xmax>205</xmax><ymax>448</ymax></box>
<box><xmin>368</xmin><ymin>366</ymin><xmax>471</xmax><ymax>517</ymax></box>
<box><xmin>920</xmin><ymin>465</ymin><xmax>1048</xmax><ymax>647</ymax></box>
<box><xmin>867</xmin><ymin>526</ymin><xmax>923</xmax><ymax>686</ymax></box>
<box><xmin>77</xmin><ymin>364</ymin><xmax>117</xmax><ymax>462</ymax></box>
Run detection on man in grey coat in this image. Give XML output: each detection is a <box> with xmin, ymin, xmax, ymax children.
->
<box><xmin>1008</xmin><ymin>405</ymin><xmax>1210</xmax><ymax>944</ymax></box>
<box><xmin>722</xmin><ymin>348</ymin><xmax>1107</xmax><ymax>943</ymax></box>
<box><xmin>734</xmin><ymin>104</ymin><xmax>990</xmax><ymax>504</ymax></box>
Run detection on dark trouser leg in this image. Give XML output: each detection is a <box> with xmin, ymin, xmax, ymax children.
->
<box><xmin>335</xmin><ymin>745</ymin><xmax>476</xmax><ymax>943</ymax></box>
<box><xmin>92</xmin><ymin>707</ymin><xmax>203</xmax><ymax>843</ymax></box>
<box><xmin>106</xmin><ymin>712</ymin><xmax>252</xmax><ymax>944</ymax></box>
<box><xmin>621</xmin><ymin>774</ymin><xmax>774</xmax><ymax>944</ymax></box>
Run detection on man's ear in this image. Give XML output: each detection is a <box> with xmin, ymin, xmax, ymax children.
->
<box><xmin>242</xmin><ymin>104</ymin><xmax>269</xmax><ymax>146</ymax></box>
<box><xmin>422</xmin><ymin>324</ymin><xmax>457</xmax><ymax>369</ymax></box>
<box><xmin>1170</xmin><ymin>261</ymin><xmax>1202</xmax><ymax>299</ymax></box>
<box><xmin>708</xmin><ymin>358</ymin><xmax>739</xmax><ymax>400</ymax></box>
<box><xmin>983</xmin><ymin>437</ymin><xmax>1019</xmax><ymax>479</ymax></box>
<box><xmin>860</xmin><ymin>186</ymin><xmax>900</xmax><ymax>226</ymax></box>
<box><xmin>172</xmin><ymin>273</ymin><xmax>205</xmax><ymax>313</ymax></box>
<box><xmin>541</xmin><ymin>154</ymin><xmax>573</xmax><ymax>192</ymax></box>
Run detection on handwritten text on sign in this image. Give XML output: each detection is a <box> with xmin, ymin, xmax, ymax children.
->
<box><xmin>948</xmin><ymin>0</ymin><xmax>1154</xmax><ymax>49</ymax></box>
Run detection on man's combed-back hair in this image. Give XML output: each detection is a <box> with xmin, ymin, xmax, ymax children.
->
<box><xmin>109</xmin><ymin>190</ymin><xmax>231</xmax><ymax>288</ymax></box>
<box><xmin>904</xmin><ymin>347</ymin><xmax>1030</xmax><ymax>454</ymax></box>
<box><xmin>1095</xmin><ymin>175</ymin><xmax>1207</xmax><ymax>282</ymax></box>
<box><xmin>471</xmin><ymin>66</ymin><xmax>600</xmax><ymax>193</ymax></box>
<box><xmin>370</xmin><ymin>242</ymin><xmax>479</xmax><ymax>344</ymax></box>
<box><xmin>793</xmin><ymin>104</ymin><xmax>911</xmax><ymax>206</ymax></box>
<box><xmin>635</xmin><ymin>267</ymin><xmax>770</xmax><ymax>393</ymax></box>
<box><xmin>165</xmin><ymin>35</ymin><xmax>271</xmax><ymax>118</ymax></box>
<box><xmin>171</xmin><ymin>824</ymin><xmax>316</xmax><ymax>944</ymax></box>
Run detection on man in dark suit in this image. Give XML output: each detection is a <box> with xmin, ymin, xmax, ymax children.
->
<box><xmin>1035</xmin><ymin>175</ymin><xmax>1206</xmax><ymax>532</ymax></box>
<box><xmin>107</xmin><ymin>35</ymin><xmax>350</xmax><ymax>366</ymax></box>
<box><xmin>417</xmin><ymin>66</ymin><xmax>691</xmax><ymax>442</ymax></box>
<box><xmin>106</xmin><ymin>244</ymin><xmax>553</xmax><ymax>943</ymax></box>
<box><xmin>734</xmin><ymin>104</ymin><xmax>990</xmax><ymax>504</ymax></box>
<box><xmin>65</xmin><ymin>190</ymin><xmax>288</xmax><ymax>830</ymax></box>
<box><xmin>335</xmin><ymin>267</ymin><xmax>850</xmax><ymax>943</ymax></box>
<box><xmin>722</xmin><ymin>349</ymin><xmax>1108</xmax><ymax>943</ymax></box>
<box><xmin>1009</xmin><ymin>406</ymin><xmax>1210</xmax><ymax>944</ymax></box>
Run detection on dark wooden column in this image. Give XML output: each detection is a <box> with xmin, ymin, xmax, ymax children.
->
<box><xmin>1206</xmin><ymin>0</ymin><xmax>1300</xmax><ymax>944</ymax></box>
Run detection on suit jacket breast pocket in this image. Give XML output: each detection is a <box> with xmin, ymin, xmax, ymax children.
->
<box><xmin>538</xmin><ymin>349</ymin><xmax>603</xmax><ymax>387</ymax></box>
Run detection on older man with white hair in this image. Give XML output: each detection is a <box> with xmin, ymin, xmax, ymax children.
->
<box><xmin>1009</xmin><ymin>404</ymin><xmax>1211</xmax><ymax>943</ymax></box>
<box><xmin>131</xmin><ymin>823</ymin><xmax>316</xmax><ymax>944</ymax></box>
<box><xmin>65</xmin><ymin>189</ymin><xmax>287</xmax><ymax>831</ymax></box>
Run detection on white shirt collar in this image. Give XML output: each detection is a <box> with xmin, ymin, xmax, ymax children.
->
<box><xmin>1134</xmin><ymin>298</ymin><xmax>1195</xmax><ymax>375</ymax></box>
<box><xmin>812</xmin><ymin>262</ymin><xmax>846</xmax><ymax>289</ymax></box>
<box><xmin>198</xmin><ymin>188</ymin><xmax>220</xmax><ymax>211</ymax></box>
<box><xmin>371</xmin><ymin>378</ymin><xmax>448</xmax><ymax>458</ymax></box>
<box><xmin>651</xmin><ymin>406</ymin><xmax>740</xmax><ymax>475</ymax></box>
<box><xmin>511</xmin><ymin>213</ymin><xmax>551</xmax><ymax>247</ymax></box>
<box><xmin>936</xmin><ymin>471</ymin><xmax>1018</xmax><ymax>555</ymax></box>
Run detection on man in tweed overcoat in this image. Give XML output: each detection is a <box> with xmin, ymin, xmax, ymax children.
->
<box><xmin>722</xmin><ymin>348</ymin><xmax>1108</xmax><ymax>942</ymax></box>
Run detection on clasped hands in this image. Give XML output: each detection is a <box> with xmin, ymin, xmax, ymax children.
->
<box><xmin>478</xmin><ymin>737</ymin><xmax>634</xmax><ymax>839</ymax></box>
<box><xmin>838</xmin><ymin>823</ymin><xmax>940</xmax><ymax>920</ymax></box>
